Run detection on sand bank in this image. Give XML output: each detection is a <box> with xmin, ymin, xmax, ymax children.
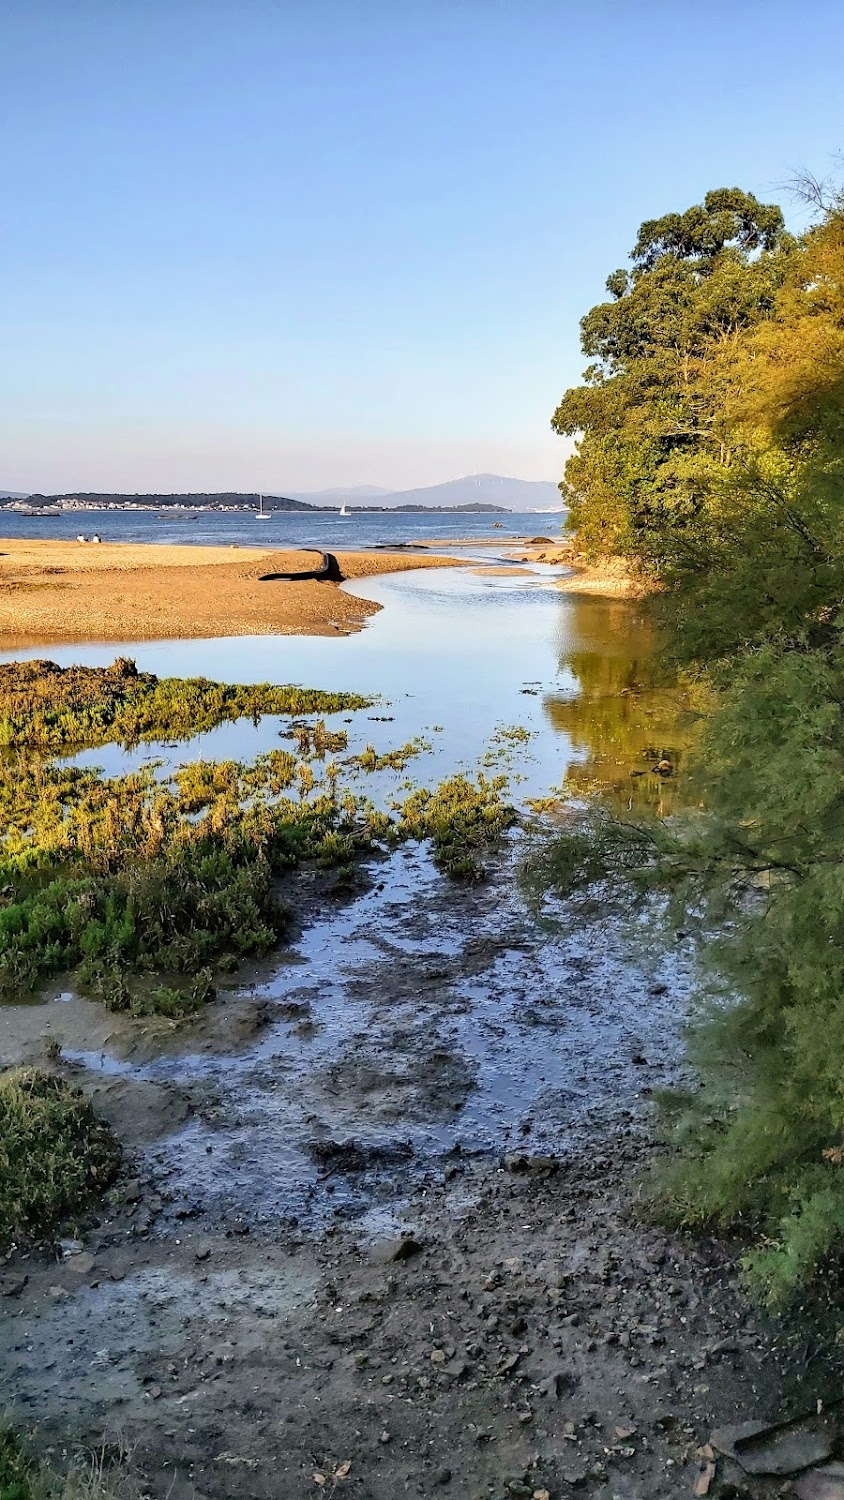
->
<box><xmin>0</xmin><ymin>539</ymin><xmax>464</xmax><ymax>645</ymax></box>
<box><xmin>509</xmin><ymin>542</ymin><xmax>650</xmax><ymax>598</ymax></box>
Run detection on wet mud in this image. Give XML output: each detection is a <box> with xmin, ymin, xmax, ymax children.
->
<box><xmin>3</xmin><ymin>847</ymin><xmax>841</xmax><ymax>1499</ymax></box>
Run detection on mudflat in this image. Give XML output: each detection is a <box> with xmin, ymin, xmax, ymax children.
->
<box><xmin>0</xmin><ymin>538</ymin><xmax>464</xmax><ymax>643</ymax></box>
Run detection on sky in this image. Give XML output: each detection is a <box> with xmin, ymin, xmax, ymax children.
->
<box><xmin>1</xmin><ymin>1</ymin><xmax>843</xmax><ymax>496</ymax></box>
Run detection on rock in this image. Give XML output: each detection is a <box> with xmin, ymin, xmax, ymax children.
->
<box><xmin>0</xmin><ymin>1274</ymin><xmax>27</xmax><ymax>1297</ymax></box>
<box><xmin>123</xmin><ymin>1178</ymin><xmax>142</xmax><ymax>1203</ymax></box>
<box><xmin>59</xmin><ymin>1238</ymin><xmax>85</xmax><ymax>1257</ymax></box>
<box><xmin>433</xmin><ymin>1469</ymin><xmax>452</xmax><ymax>1487</ymax></box>
<box><xmin>373</xmin><ymin>1236</ymin><xmax>423</xmax><ymax>1265</ymax></box>
<box><xmin>502</xmin><ymin>1153</ymin><xmax>559</xmax><ymax>1175</ymax></box>
<box><xmin>693</xmin><ymin>1461</ymin><xmax>717</xmax><ymax>1496</ymax></box>
<box><xmin>537</xmin><ymin>1371</ymin><xmax>577</xmax><ymax>1400</ymax></box>
<box><xmin>794</xmin><ymin>1462</ymin><xmax>844</xmax><ymax>1499</ymax></box>
<box><xmin>65</xmin><ymin>1252</ymin><xmax>96</xmax><ymax>1275</ymax></box>
<box><xmin>711</xmin><ymin>1418</ymin><xmax>835</xmax><ymax>1477</ymax></box>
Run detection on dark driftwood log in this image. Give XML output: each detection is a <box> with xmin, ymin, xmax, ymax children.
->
<box><xmin>258</xmin><ymin>552</ymin><xmax>343</xmax><ymax>583</ymax></box>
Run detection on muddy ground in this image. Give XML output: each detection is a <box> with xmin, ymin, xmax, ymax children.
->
<box><xmin>2</xmin><ymin>850</ymin><xmax>843</xmax><ymax>1499</ymax></box>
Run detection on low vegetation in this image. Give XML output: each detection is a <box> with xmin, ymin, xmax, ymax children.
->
<box><xmin>0</xmin><ymin>1068</ymin><xmax>120</xmax><ymax>1249</ymax></box>
<box><xmin>351</xmin><ymin>738</ymin><xmax>428</xmax><ymax>772</ymax></box>
<box><xmin>0</xmin><ymin>657</ymin><xmax>369</xmax><ymax>749</ymax></box>
<box><xmin>0</xmin><ymin>703</ymin><xmax>515</xmax><ymax>1008</ymax></box>
<box><xmin>0</xmin><ymin>1428</ymin><xmax>134</xmax><ymax>1500</ymax></box>
<box><xmin>395</xmin><ymin>773</ymin><xmax>516</xmax><ymax>879</ymax></box>
<box><xmin>284</xmin><ymin>719</ymin><xmax>349</xmax><ymax>757</ymax></box>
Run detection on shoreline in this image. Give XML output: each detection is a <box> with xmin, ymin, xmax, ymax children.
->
<box><xmin>0</xmin><ymin>538</ymin><xmax>466</xmax><ymax>645</ymax></box>
<box><xmin>509</xmin><ymin>541</ymin><xmax>650</xmax><ymax>598</ymax></box>
<box><xmin>410</xmin><ymin>536</ymin><xmax>650</xmax><ymax>599</ymax></box>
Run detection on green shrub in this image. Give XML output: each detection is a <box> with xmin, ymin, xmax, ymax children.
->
<box><xmin>0</xmin><ymin>1069</ymin><xmax>120</xmax><ymax>1248</ymax></box>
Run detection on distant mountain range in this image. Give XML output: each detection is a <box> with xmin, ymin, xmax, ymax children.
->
<box><xmin>287</xmin><ymin>474</ymin><xmax>562</xmax><ymax>511</ymax></box>
<box><xmin>1</xmin><ymin>474</ymin><xmax>563</xmax><ymax>513</ymax></box>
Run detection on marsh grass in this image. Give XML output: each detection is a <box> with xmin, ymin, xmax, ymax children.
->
<box><xmin>0</xmin><ymin>658</ymin><xmax>369</xmax><ymax>750</ymax></box>
<box><xmin>0</xmin><ymin>665</ymin><xmax>516</xmax><ymax>1008</ymax></box>
<box><xmin>0</xmin><ymin>1068</ymin><xmax>120</xmax><ymax>1249</ymax></box>
<box><xmin>285</xmin><ymin>720</ymin><xmax>349</xmax><ymax>757</ymax></box>
<box><xmin>0</xmin><ymin>757</ymin><xmax>516</xmax><ymax>1000</ymax></box>
<box><xmin>0</xmin><ymin>1430</ymin><xmax>141</xmax><ymax>1500</ymax></box>
<box><xmin>394</xmin><ymin>773</ymin><xmax>516</xmax><ymax>879</ymax></box>
<box><xmin>352</xmin><ymin>739</ymin><xmax>428</xmax><ymax>772</ymax></box>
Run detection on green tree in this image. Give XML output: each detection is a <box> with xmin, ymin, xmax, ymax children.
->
<box><xmin>552</xmin><ymin>189</ymin><xmax>789</xmax><ymax>567</ymax></box>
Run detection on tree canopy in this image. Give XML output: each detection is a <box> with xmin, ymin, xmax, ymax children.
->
<box><xmin>552</xmin><ymin>189</ymin><xmax>791</xmax><ymax>575</ymax></box>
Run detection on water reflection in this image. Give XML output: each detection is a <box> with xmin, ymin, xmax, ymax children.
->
<box><xmin>548</xmin><ymin>596</ymin><xmax>694</xmax><ymax>813</ymax></box>
<box><xmin>0</xmin><ymin>565</ymin><xmax>693</xmax><ymax>812</ymax></box>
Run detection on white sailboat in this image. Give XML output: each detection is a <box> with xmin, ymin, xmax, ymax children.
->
<box><xmin>339</xmin><ymin>502</ymin><xmax>348</xmax><ymax>517</ymax></box>
<box><xmin>256</xmin><ymin>491</ymin><xmax>271</xmax><ymax>519</ymax></box>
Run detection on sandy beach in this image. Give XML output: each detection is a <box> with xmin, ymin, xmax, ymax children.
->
<box><xmin>0</xmin><ymin>538</ymin><xmax>465</xmax><ymax>644</ymax></box>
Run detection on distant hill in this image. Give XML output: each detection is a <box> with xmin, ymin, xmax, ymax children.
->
<box><xmin>291</xmin><ymin>484</ymin><xmax>393</xmax><ymax>500</ymax></box>
<box><xmin>0</xmin><ymin>490</ymin><xmax>29</xmax><ymax>500</ymax></box>
<box><xmin>288</xmin><ymin>474</ymin><xmax>561</xmax><ymax>512</ymax></box>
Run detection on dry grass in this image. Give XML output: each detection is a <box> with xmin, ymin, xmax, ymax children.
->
<box><xmin>1</xmin><ymin>1429</ymin><xmax>144</xmax><ymax>1500</ymax></box>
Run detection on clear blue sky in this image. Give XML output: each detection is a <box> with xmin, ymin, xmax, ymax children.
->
<box><xmin>2</xmin><ymin>0</ymin><xmax>842</xmax><ymax>495</ymax></box>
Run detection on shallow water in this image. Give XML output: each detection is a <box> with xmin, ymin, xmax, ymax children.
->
<box><xmin>63</xmin><ymin>842</ymin><xmax>693</xmax><ymax>1233</ymax></box>
<box><xmin>0</xmin><ymin>554</ymin><xmax>681</xmax><ymax>808</ymax></box>
<box><xmin>2</xmin><ymin>552</ymin><xmax>692</xmax><ymax>1232</ymax></box>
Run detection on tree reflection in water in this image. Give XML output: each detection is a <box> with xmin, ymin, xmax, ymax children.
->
<box><xmin>544</xmin><ymin>595</ymin><xmax>698</xmax><ymax>815</ymax></box>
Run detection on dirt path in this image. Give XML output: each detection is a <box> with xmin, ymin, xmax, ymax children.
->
<box><xmin>3</xmin><ymin>852</ymin><xmax>842</xmax><ymax>1497</ymax></box>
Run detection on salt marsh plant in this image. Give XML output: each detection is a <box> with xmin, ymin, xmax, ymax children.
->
<box><xmin>0</xmin><ymin>658</ymin><xmax>369</xmax><ymax>749</ymax></box>
<box><xmin>0</xmin><ymin>743</ymin><xmax>515</xmax><ymax>1009</ymax></box>
<box><xmin>0</xmin><ymin>1068</ymin><xmax>120</xmax><ymax>1248</ymax></box>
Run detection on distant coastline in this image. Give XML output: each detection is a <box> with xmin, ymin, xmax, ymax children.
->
<box><xmin>4</xmin><ymin>492</ymin><xmax>512</xmax><ymax>516</ymax></box>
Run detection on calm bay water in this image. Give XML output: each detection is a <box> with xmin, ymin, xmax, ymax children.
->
<box><xmin>0</xmin><ymin>507</ymin><xmax>561</xmax><ymax>549</ymax></box>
